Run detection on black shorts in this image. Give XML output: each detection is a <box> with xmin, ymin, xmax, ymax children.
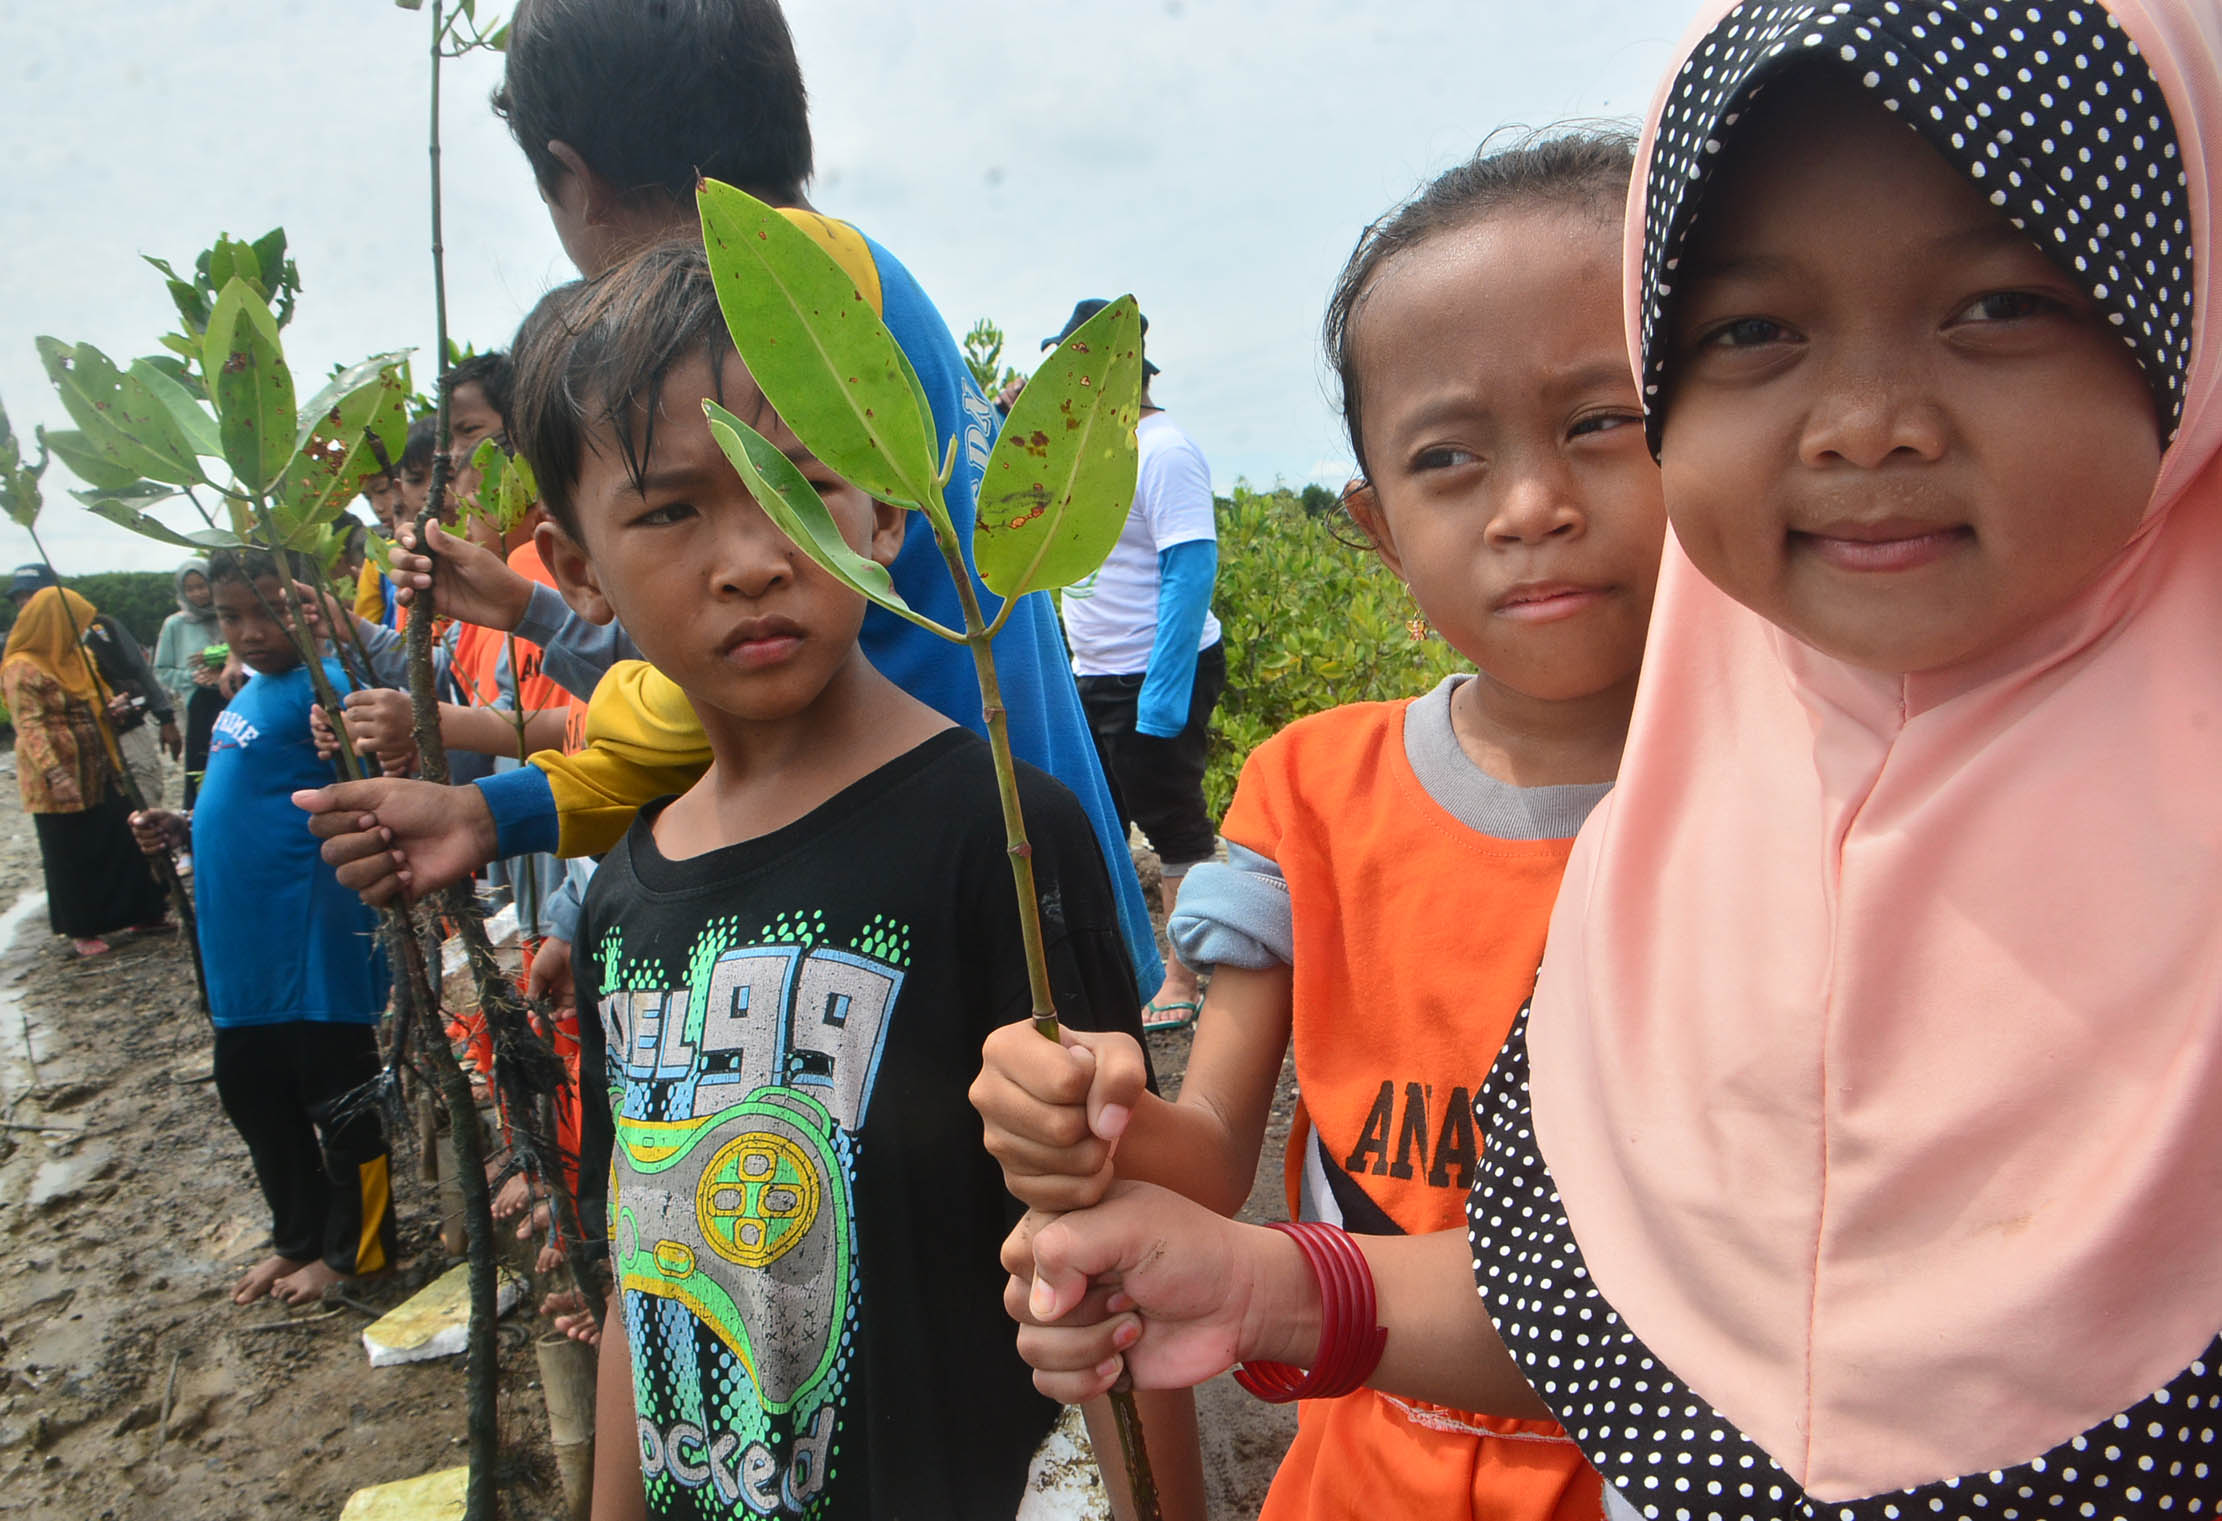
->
<box><xmin>1076</xmin><ymin>640</ymin><xmax>1226</xmax><ymax>870</ymax></box>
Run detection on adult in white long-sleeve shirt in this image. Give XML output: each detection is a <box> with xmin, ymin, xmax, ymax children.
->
<box><xmin>1050</xmin><ymin>301</ymin><xmax>1225</xmax><ymax>1024</ymax></box>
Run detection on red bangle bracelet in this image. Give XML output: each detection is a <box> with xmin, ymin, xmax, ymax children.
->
<box><xmin>1232</xmin><ymin>1221</ymin><xmax>1387</xmax><ymax>1403</ymax></box>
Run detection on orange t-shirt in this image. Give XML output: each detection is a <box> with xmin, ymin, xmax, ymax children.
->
<box><xmin>1217</xmin><ymin>694</ymin><xmax>1603</xmax><ymax>1521</ymax></box>
<box><xmin>451</xmin><ymin>544</ymin><xmax>571</xmax><ymax>721</ymax></box>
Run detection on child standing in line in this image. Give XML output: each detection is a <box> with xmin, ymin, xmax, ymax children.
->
<box><xmin>391</xmin><ymin>414</ymin><xmax>438</xmax><ymax>530</ymax></box>
<box><xmin>133</xmin><ymin>548</ymin><xmax>392</xmax><ymax>1307</ymax></box>
<box><xmin>154</xmin><ymin>557</ymin><xmax>225</xmax><ymax>812</ymax></box>
<box><xmin>509</xmin><ymin>241</ymin><xmax>1156</xmax><ymax>1520</ymax></box>
<box><xmin>975</xmin><ymin>132</ymin><xmax>1658</xmax><ymax>1521</ymax></box>
<box><xmin>1012</xmin><ymin>0</ymin><xmax>2222</xmax><ymax>1513</ymax></box>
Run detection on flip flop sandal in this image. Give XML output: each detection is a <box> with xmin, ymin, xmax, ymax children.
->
<box><xmin>1142</xmin><ymin>998</ymin><xmax>1201</xmax><ymax>1034</ymax></box>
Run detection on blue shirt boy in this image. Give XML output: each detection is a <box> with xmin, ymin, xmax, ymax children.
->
<box><xmin>195</xmin><ymin>658</ymin><xmax>387</xmax><ymax>1026</ymax></box>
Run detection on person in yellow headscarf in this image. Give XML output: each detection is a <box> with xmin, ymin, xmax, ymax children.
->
<box><xmin>2</xmin><ymin>584</ymin><xmax>168</xmax><ymax>955</ymax></box>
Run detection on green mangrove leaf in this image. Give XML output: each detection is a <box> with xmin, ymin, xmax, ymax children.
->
<box><xmin>78</xmin><ymin>490</ymin><xmax>211</xmax><ymax>550</ymax></box>
<box><xmin>973</xmin><ymin>295</ymin><xmax>1143</xmax><ymax>601</ymax></box>
<box><xmin>137</xmin><ymin>353</ymin><xmax>200</xmax><ymax>395</ymax></box>
<box><xmin>0</xmin><ymin>400</ymin><xmax>46</xmax><ymax>529</ymax></box>
<box><xmin>37</xmin><ymin>337</ymin><xmax>194</xmax><ymax>485</ymax></box>
<box><xmin>202</xmin><ymin>277</ymin><xmax>297</xmax><ymax>493</ymax></box>
<box><xmin>702</xmin><ymin>399</ymin><xmax>956</xmax><ymax>641</ymax></box>
<box><xmin>250</xmin><ymin>229</ymin><xmax>287</xmax><ymax>286</ymax></box>
<box><xmin>293</xmin><ymin>351</ymin><xmax>410</xmax><ymax>461</ymax></box>
<box><xmin>40</xmin><ymin>427</ymin><xmax>148</xmax><ymax>493</ymax></box>
<box><xmin>464</xmin><ymin>438</ymin><xmax>502</xmax><ymax>529</ymax></box>
<box><xmin>111</xmin><ymin>364</ymin><xmax>215</xmax><ymax>485</ymax></box>
<box><xmin>275</xmin><ymin>357</ymin><xmax>407</xmax><ymax>527</ymax></box>
<box><xmin>496</xmin><ymin>466</ymin><xmax>534</xmax><ymax>531</ymax></box>
<box><xmin>207</xmin><ymin>238</ymin><xmax>255</xmax><ymax>298</ymax></box>
<box><xmin>155</xmin><ymin>272</ymin><xmax>211</xmax><ymax>341</ymax></box>
<box><xmin>467</xmin><ymin>439</ymin><xmax>537</xmax><ymax>534</ymax></box>
<box><xmin>696</xmin><ymin>178</ymin><xmax>938</xmax><ymax>509</ymax></box>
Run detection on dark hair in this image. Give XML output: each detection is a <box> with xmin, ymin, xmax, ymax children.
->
<box><xmin>1323</xmin><ymin>126</ymin><xmax>1637</xmax><ymax>481</ymax></box>
<box><xmin>206</xmin><ymin>547</ymin><xmax>280</xmax><ymax>588</ymax></box>
<box><xmin>492</xmin><ymin>0</ymin><xmax>812</xmax><ymax>207</ymax></box>
<box><xmin>510</xmin><ymin>239</ymin><xmax>737</xmax><ymax>541</ymax></box>
<box><xmin>443</xmin><ymin>351</ymin><xmax>516</xmax><ymax>436</ymax></box>
<box><xmin>400</xmin><ymin>414</ymin><xmax>439</xmax><ymax>476</ymax></box>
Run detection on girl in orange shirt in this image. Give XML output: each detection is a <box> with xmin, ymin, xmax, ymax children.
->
<box><xmin>973</xmin><ymin>129</ymin><xmax>1664</xmax><ymax>1521</ymax></box>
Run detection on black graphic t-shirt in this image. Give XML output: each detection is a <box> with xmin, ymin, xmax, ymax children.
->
<box><xmin>576</xmin><ymin>728</ymin><xmax>1143</xmax><ymax>1520</ymax></box>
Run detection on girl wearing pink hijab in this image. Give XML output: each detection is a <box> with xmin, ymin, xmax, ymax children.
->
<box><xmin>1008</xmin><ymin>1</ymin><xmax>2222</xmax><ymax>1514</ymax></box>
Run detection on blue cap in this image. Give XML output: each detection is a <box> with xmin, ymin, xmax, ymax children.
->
<box><xmin>1043</xmin><ymin>299</ymin><xmax>1159</xmax><ymax>376</ymax></box>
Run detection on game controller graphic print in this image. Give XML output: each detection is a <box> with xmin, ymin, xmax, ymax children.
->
<box><xmin>597</xmin><ymin>910</ymin><xmax>910</xmax><ymax>1518</ymax></box>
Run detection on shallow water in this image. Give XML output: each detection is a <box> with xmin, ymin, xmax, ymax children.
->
<box><xmin>0</xmin><ymin>886</ymin><xmax>52</xmax><ymax>1110</ymax></box>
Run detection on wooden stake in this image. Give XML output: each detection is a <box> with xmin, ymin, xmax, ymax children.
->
<box><xmin>535</xmin><ymin>1333</ymin><xmax>597</xmax><ymax>1521</ymax></box>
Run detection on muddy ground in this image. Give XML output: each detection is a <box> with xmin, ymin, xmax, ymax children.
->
<box><xmin>0</xmin><ymin>759</ymin><xmax>1296</xmax><ymax>1520</ymax></box>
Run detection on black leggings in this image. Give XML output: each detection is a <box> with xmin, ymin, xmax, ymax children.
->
<box><xmin>213</xmin><ymin>1021</ymin><xmax>394</xmax><ymax>1275</ymax></box>
<box><xmin>1076</xmin><ymin>640</ymin><xmax>1227</xmax><ymax>869</ymax></box>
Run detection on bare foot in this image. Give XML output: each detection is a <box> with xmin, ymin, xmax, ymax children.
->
<box><xmin>234</xmin><ymin>1254</ymin><xmax>310</xmax><ymax>1305</ymax></box>
<box><xmin>72</xmin><ymin>937</ymin><xmax>111</xmax><ymax>958</ymax></box>
<box><xmin>491</xmin><ymin>1169</ymin><xmax>533</xmax><ymax>1221</ymax></box>
<box><xmin>539</xmin><ymin>1287</ymin><xmax>601</xmax><ymax>1347</ymax></box>
<box><xmin>271</xmin><ymin>1258</ymin><xmax>346</xmax><ymax>1305</ymax></box>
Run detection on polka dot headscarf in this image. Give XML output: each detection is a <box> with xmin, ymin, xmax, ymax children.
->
<box><xmin>1638</xmin><ymin>0</ymin><xmax>2195</xmax><ymax>453</ymax></box>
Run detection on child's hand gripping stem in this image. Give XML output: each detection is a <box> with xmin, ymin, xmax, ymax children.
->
<box><xmin>973</xmin><ymin>1022</ymin><xmax>1150</xmax><ymax>1213</ymax></box>
<box><xmin>694</xmin><ymin>178</ymin><xmax>1162</xmax><ymax>1517</ymax></box>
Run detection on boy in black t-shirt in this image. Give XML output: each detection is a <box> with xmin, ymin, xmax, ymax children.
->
<box><xmin>510</xmin><ymin>242</ymin><xmax>1145</xmax><ymax>1519</ymax></box>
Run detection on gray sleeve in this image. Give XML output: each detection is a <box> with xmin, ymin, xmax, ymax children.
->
<box><xmin>1166</xmin><ymin>841</ymin><xmax>1293</xmax><ymax>972</ymax></box>
<box><xmin>347</xmin><ymin>617</ymin><xmax>411</xmax><ymax>689</ymax></box>
<box><xmin>543</xmin><ymin>855</ymin><xmax>598</xmax><ymax>945</ymax></box>
<box><xmin>516</xmin><ymin>581</ymin><xmax>640</xmax><ymax>702</ymax></box>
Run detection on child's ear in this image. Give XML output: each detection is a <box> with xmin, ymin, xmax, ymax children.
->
<box><xmin>1342</xmin><ymin>478</ymin><xmax>1405</xmax><ymax>580</ymax></box>
<box><xmin>864</xmin><ymin>499</ymin><xmax>908</xmax><ymax>568</ymax></box>
<box><xmin>535</xmin><ymin>519</ymin><xmax>615</xmax><ymax>627</ymax></box>
<box><xmin>547</xmin><ymin>140</ymin><xmax>622</xmax><ymax>228</ymax></box>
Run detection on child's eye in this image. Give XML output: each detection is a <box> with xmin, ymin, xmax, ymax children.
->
<box><xmin>1412</xmin><ymin>445</ymin><xmax>1479</xmax><ymax>472</ymax></box>
<box><xmin>1702</xmin><ymin>316</ymin><xmax>1795</xmax><ymax>349</ymax></box>
<box><xmin>1569</xmin><ymin>411</ymin><xmax>1641</xmax><ymax>441</ymax></box>
<box><xmin>635</xmin><ymin>501</ymin><xmax>696</xmax><ymax>527</ymax></box>
<box><xmin>1950</xmin><ymin>290</ymin><xmax>2051</xmax><ymax>323</ymax></box>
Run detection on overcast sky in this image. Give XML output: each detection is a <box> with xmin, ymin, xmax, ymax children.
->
<box><xmin>0</xmin><ymin>0</ymin><xmax>1691</xmax><ymax>576</ymax></box>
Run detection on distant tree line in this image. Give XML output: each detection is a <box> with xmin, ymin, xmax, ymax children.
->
<box><xmin>0</xmin><ymin>570</ymin><xmax>176</xmax><ymax>648</ymax></box>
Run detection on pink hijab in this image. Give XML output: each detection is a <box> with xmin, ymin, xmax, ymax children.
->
<box><xmin>1528</xmin><ymin>0</ymin><xmax>2222</xmax><ymax>1500</ymax></box>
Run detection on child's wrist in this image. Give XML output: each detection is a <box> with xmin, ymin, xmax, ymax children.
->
<box><xmin>1236</xmin><ymin>1222</ymin><xmax>1386</xmax><ymax>1399</ymax></box>
<box><xmin>1243</xmin><ymin>1222</ymin><xmax>1326</xmax><ymax>1368</ymax></box>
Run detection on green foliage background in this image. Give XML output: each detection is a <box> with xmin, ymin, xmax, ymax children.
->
<box><xmin>1204</xmin><ymin>484</ymin><xmax>1466</xmax><ymax>817</ymax></box>
<box><xmin>0</xmin><ymin>570</ymin><xmax>177</xmax><ymax>648</ymax></box>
